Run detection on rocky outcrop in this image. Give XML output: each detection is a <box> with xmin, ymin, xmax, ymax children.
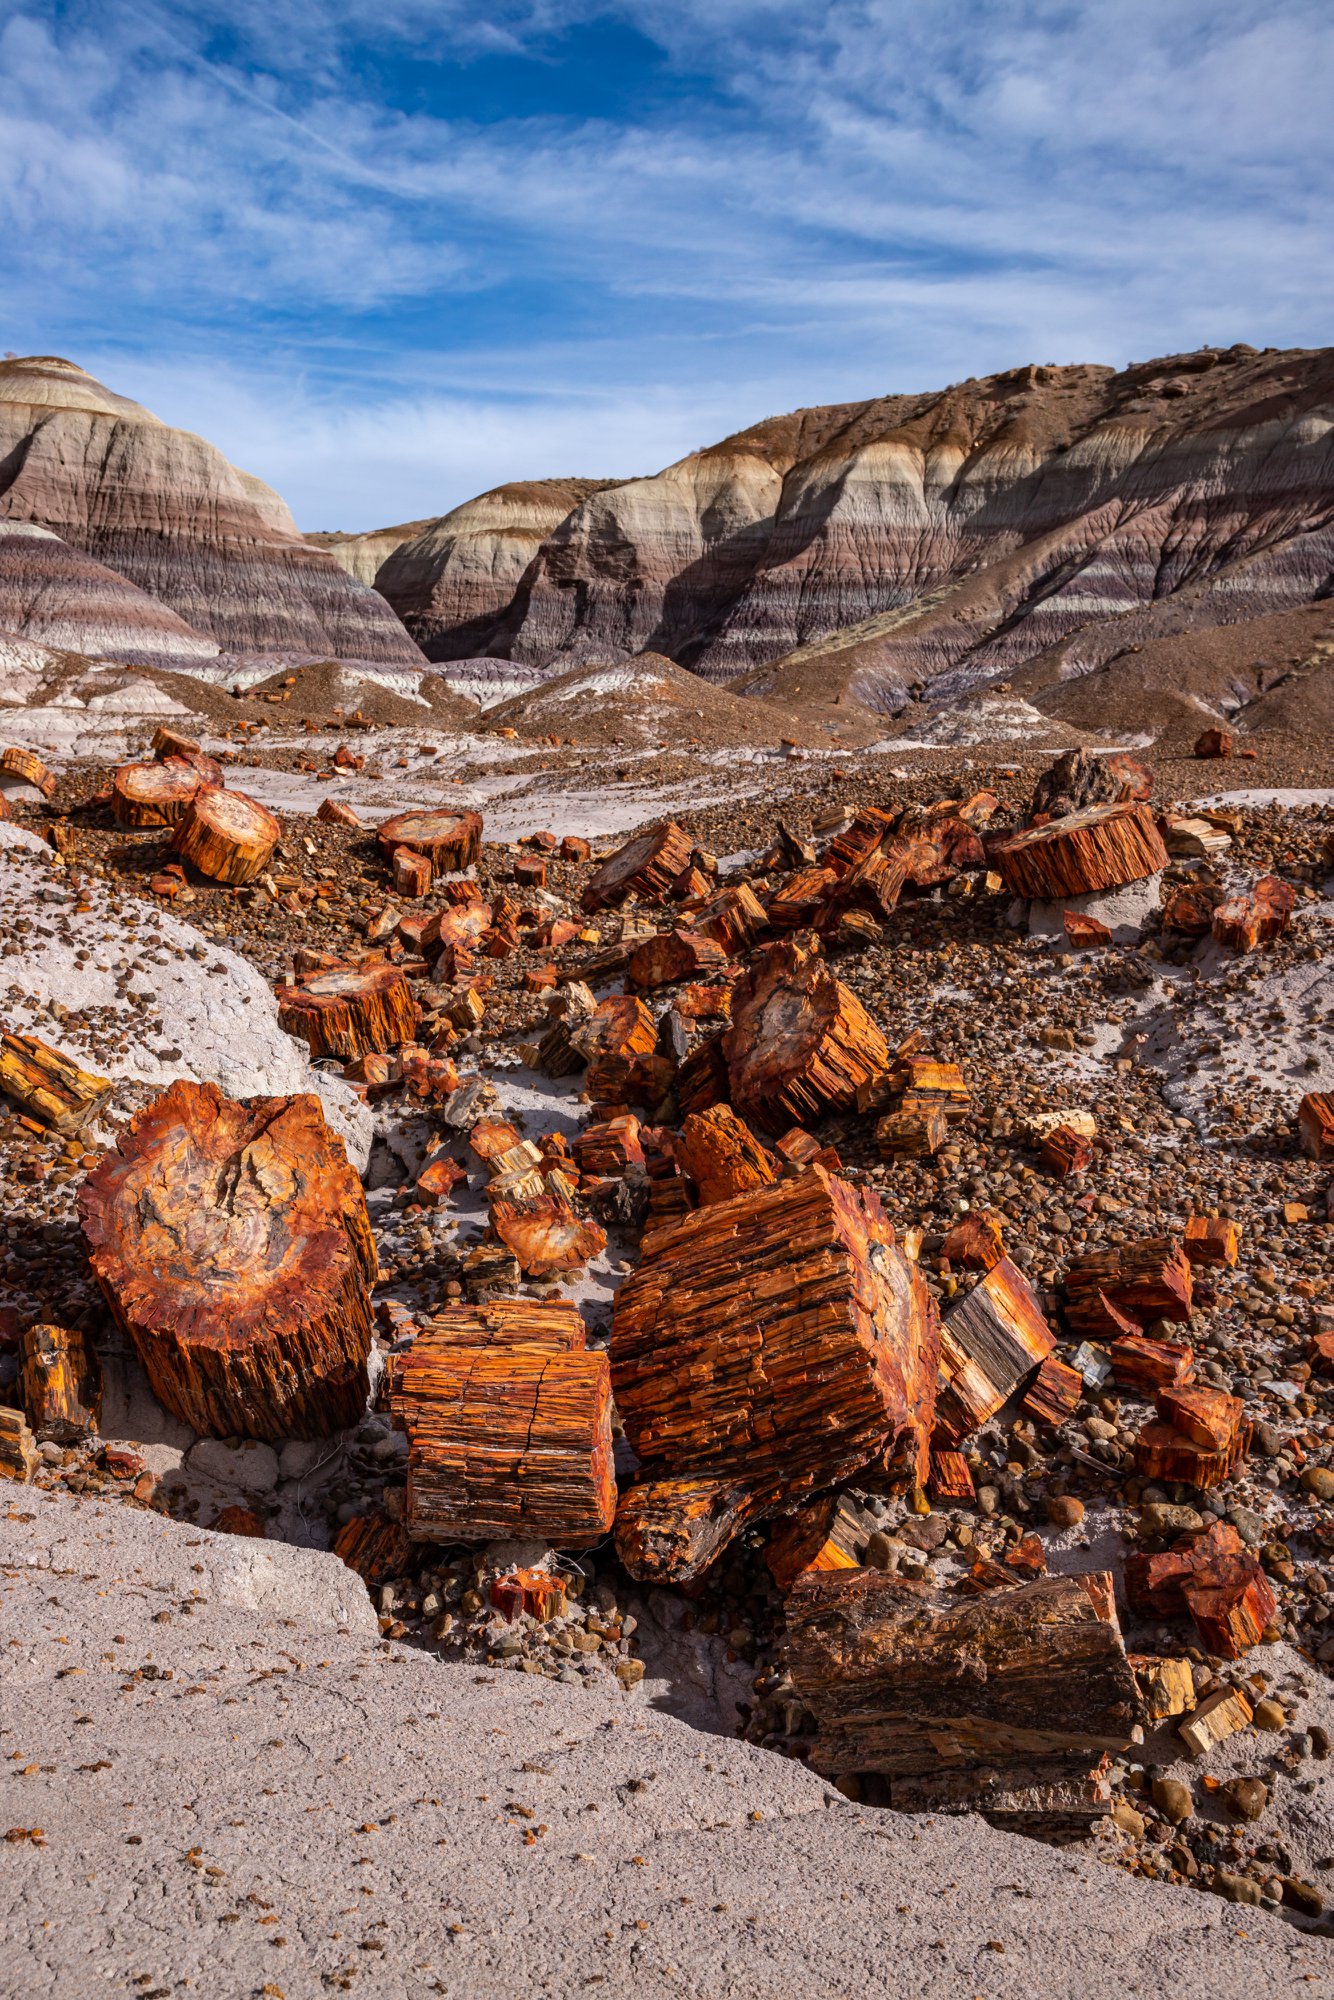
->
<box><xmin>0</xmin><ymin>356</ymin><xmax>422</xmax><ymax>665</ymax></box>
<box><xmin>426</xmin><ymin>347</ymin><xmax>1333</xmax><ymax>732</ymax></box>
<box><xmin>306</xmin><ymin>519</ymin><xmax>433</xmax><ymax>587</ymax></box>
<box><xmin>0</xmin><ymin>520</ymin><xmax>218</xmax><ymax>663</ymax></box>
<box><xmin>374</xmin><ymin>479</ymin><xmax>616</xmax><ymax>659</ymax></box>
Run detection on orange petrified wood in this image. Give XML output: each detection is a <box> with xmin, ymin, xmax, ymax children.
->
<box><xmin>19</xmin><ymin>1323</ymin><xmax>102</xmax><ymax>1441</ymax></box>
<box><xmin>275</xmin><ymin>962</ymin><xmax>419</xmax><ymax>1060</ymax></box>
<box><xmin>933</xmin><ymin>1257</ymin><xmax>1056</xmax><ymax>1444</ymax></box>
<box><xmin>376</xmin><ymin>808</ymin><xmax>483</xmax><ymax>872</ymax></box>
<box><xmin>610</xmin><ymin>1166</ymin><xmax>937</xmax><ymax>1583</ymax></box>
<box><xmin>1183</xmin><ymin>1216</ymin><xmax>1240</xmax><ymax>1267</ymax></box>
<box><xmin>1297</xmin><ymin>1091</ymin><xmax>1334</xmax><ymax>1162</ymax></box>
<box><xmin>111</xmin><ymin>760</ymin><xmax>205</xmax><ymax>827</ymax></box>
<box><xmin>173</xmin><ymin>786</ymin><xmax>280</xmax><ymax>885</ymax></box>
<box><xmin>1064</xmin><ymin>1237</ymin><xmax>1193</xmax><ymax>1335</ymax></box>
<box><xmin>580</xmin><ymin>821</ymin><xmax>695</xmax><ymax>914</ymax></box>
<box><xmin>1211</xmin><ymin>875</ymin><xmax>1296</xmax><ymax>952</ymax></box>
<box><xmin>723</xmin><ymin>937</ymin><xmax>890</xmax><ymax>1135</ymax></box>
<box><xmin>386</xmin><ymin>1298</ymin><xmax>615</xmax><ymax>1546</ymax></box>
<box><xmin>79</xmin><ymin>1080</ymin><xmax>375</xmax><ymax>1440</ymax></box>
<box><xmin>675</xmin><ymin>1104</ymin><xmax>778</xmax><ymax>1205</ymax></box>
<box><xmin>991</xmin><ymin>802</ymin><xmax>1168</xmax><ymax>900</ymax></box>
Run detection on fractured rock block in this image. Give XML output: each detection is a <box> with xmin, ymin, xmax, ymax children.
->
<box><xmin>19</xmin><ymin>1323</ymin><xmax>102</xmax><ymax>1441</ymax></box>
<box><xmin>724</xmin><ymin>938</ymin><xmax>889</xmax><ymax>1135</ymax></box>
<box><xmin>1297</xmin><ymin>1091</ymin><xmax>1334</xmax><ymax>1162</ymax></box>
<box><xmin>581</xmin><ymin>820</ymin><xmax>694</xmax><ymax>913</ymax></box>
<box><xmin>675</xmin><ymin>1104</ymin><xmax>778</xmax><ymax>1205</ymax></box>
<box><xmin>626</xmin><ymin>928</ymin><xmax>730</xmax><ymax>992</ymax></box>
<box><xmin>1183</xmin><ymin>1215</ymin><xmax>1240</xmax><ymax>1267</ymax></box>
<box><xmin>934</xmin><ymin>1256</ymin><xmax>1056</xmax><ymax>1445</ymax></box>
<box><xmin>1064</xmin><ymin>1238</ymin><xmax>1193</xmax><ymax>1336</ymax></box>
<box><xmin>992</xmin><ymin>802</ymin><xmax>1168</xmax><ymax>900</ymax></box>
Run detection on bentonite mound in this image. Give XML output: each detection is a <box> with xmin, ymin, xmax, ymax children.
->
<box><xmin>0</xmin><ymin>356</ymin><xmax>424</xmax><ymax>666</ymax></box>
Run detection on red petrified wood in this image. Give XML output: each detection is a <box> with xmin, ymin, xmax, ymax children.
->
<box><xmin>991</xmin><ymin>802</ymin><xmax>1168</xmax><ymax>900</ymax></box>
<box><xmin>723</xmin><ymin>938</ymin><xmax>890</xmax><ymax>1135</ymax></box>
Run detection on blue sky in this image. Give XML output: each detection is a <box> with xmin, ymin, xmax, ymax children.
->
<box><xmin>2</xmin><ymin>1</ymin><xmax>1330</xmax><ymax>529</ymax></box>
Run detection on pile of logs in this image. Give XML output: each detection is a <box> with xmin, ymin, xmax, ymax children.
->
<box><xmin>79</xmin><ymin>1080</ymin><xmax>375</xmax><ymax>1440</ymax></box>
<box><xmin>386</xmin><ymin>1298</ymin><xmax>615</xmax><ymax>1545</ymax></box>
<box><xmin>610</xmin><ymin>1166</ymin><xmax>937</xmax><ymax>1581</ymax></box>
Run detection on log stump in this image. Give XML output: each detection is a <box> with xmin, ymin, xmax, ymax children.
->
<box><xmin>275</xmin><ymin>962</ymin><xmax>419</xmax><ymax>1059</ymax></box>
<box><xmin>610</xmin><ymin>1166</ymin><xmax>937</xmax><ymax>1581</ymax></box>
<box><xmin>0</xmin><ymin>1031</ymin><xmax>113</xmax><ymax>1135</ymax></box>
<box><xmin>173</xmin><ymin>786</ymin><xmax>280</xmax><ymax>885</ymax></box>
<box><xmin>111</xmin><ymin>760</ymin><xmax>205</xmax><ymax>827</ymax></box>
<box><xmin>376</xmin><ymin>808</ymin><xmax>482</xmax><ymax>872</ymax></box>
<box><xmin>386</xmin><ymin>1298</ymin><xmax>615</xmax><ymax>1545</ymax></box>
<box><xmin>991</xmin><ymin>802</ymin><xmax>1167</xmax><ymax>899</ymax></box>
<box><xmin>78</xmin><ymin>1080</ymin><xmax>375</xmax><ymax>1441</ymax></box>
<box><xmin>723</xmin><ymin>938</ymin><xmax>890</xmax><ymax>1135</ymax></box>
<box><xmin>580</xmin><ymin>820</ymin><xmax>694</xmax><ymax>914</ymax></box>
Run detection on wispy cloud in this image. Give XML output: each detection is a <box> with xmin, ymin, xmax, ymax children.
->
<box><xmin>1</xmin><ymin>1</ymin><xmax>1328</xmax><ymax>525</ymax></box>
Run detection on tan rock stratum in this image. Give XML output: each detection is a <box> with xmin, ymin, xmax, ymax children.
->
<box><xmin>0</xmin><ymin>356</ymin><xmax>422</xmax><ymax>664</ymax></box>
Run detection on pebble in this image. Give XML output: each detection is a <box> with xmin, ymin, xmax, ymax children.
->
<box><xmin>1222</xmin><ymin>1776</ymin><xmax>1269</xmax><ymax>1822</ymax></box>
<box><xmin>1301</xmin><ymin>1467</ymin><xmax>1334</xmax><ymax>1501</ymax></box>
<box><xmin>1045</xmin><ymin>1495</ymin><xmax>1084</xmax><ymax>1528</ymax></box>
<box><xmin>1149</xmin><ymin>1777</ymin><xmax>1193</xmax><ymax>1825</ymax></box>
<box><xmin>1252</xmin><ymin>1697</ymin><xmax>1286</xmax><ymax>1731</ymax></box>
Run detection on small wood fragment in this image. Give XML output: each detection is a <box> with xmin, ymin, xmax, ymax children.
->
<box><xmin>1178</xmin><ymin>1685</ymin><xmax>1252</xmax><ymax>1757</ymax></box>
<box><xmin>0</xmin><ymin>1405</ymin><xmax>38</xmax><ymax>1482</ymax></box>
<box><xmin>391</xmin><ymin>847</ymin><xmax>432</xmax><ymax>898</ymax></box>
<box><xmin>1183</xmin><ymin>1216</ymin><xmax>1240</xmax><ymax>1267</ymax></box>
<box><xmin>19</xmin><ymin>1323</ymin><xmax>102</xmax><ymax>1441</ymax></box>
<box><xmin>0</xmin><ymin>1031</ymin><xmax>113</xmax><ymax>1135</ymax></box>
<box><xmin>1297</xmin><ymin>1092</ymin><xmax>1334</xmax><ymax>1162</ymax></box>
<box><xmin>1211</xmin><ymin>875</ymin><xmax>1295</xmax><ymax>952</ymax></box>
<box><xmin>333</xmin><ymin>1511</ymin><xmax>413</xmax><ymax>1587</ymax></box>
<box><xmin>1022</xmin><ymin>1353</ymin><xmax>1083</xmax><ymax>1427</ymax></box>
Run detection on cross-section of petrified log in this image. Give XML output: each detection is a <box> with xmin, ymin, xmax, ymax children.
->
<box><xmin>723</xmin><ymin>938</ymin><xmax>889</xmax><ymax>1136</ymax></box>
<box><xmin>991</xmin><ymin>802</ymin><xmax>1168</xmax><ymax>899</ymax></box>
<box><xmin>1297</xmin><ymin>1091</ymin><xmax>1334</xmax><ymax>1161</ymax></box>
<box><xmin>1211</xmin><ymin>875</ymin><xmax>1295</xmax><ymax>951</ymax></box>
<box><xmin>626</xmin><ymin>929</ymin><xmax>730</xmax><ymax>992</ymax></box>
<box><xmin>1064</xmin><ymin>1236</ymin><xmax>1193</xmax><ymax>1335</ymax></box>
<box><xmin>275</xmin><ymin>962</ymin><xmax>419</xmax><ymax>1060</ymax></box>
<box><xmin>580</xmin><ymin>820</ymin><xmax>694</xmax><ymax>914</ymax></box>
<box><xmin>376</xmin><ymin>807</ymin><xmax>483</xmax><ymax>871</ymax></box>
<box><xmin>0</xmin><ymin>1031</ymin><xmax>113</xmax><ymax>1135</ymax></box>
<box><xmin>610</xmin><ymin>1166</ymin><xmax>937</xmax><ymax>1582</ymax></box>
<box><xmin>78</xmin><ymin>1080</ymin><xmax>375</xmax><ymax>1441</ymax></box>
<box><xmin>934</xmin><ymin>1257</ymin><xmax>1056</xmax><ymax>1444</ymax></box>
<box><xmin>111</xmin><ymin>760</ymin><xmax>204</xmax><ymax>827</ymax></box>
<box><xmin>782</xmin><ymin>1567</ymin><xmax>1137</xmax><ymax>1821</ymax></box>
<box><xmin>1</xmin><ymin>746</ymin><xmax>57</xmax><ymax>797</ymax></box>
<box><xmin>19</xmin><ymin>1323</ymin><xmax>102</xmax><ymax>1441</ymax></box>
<box><xmin>675</xmin><ymin>1104</ymin><xmax>778</xmax><ymax>1205</ymax></box>
<box><xmin>386</xmin><ymin>1298</ymin><xmax>615</xmax><ymax>1545</ymax></box>
<box><xmin>173</xmin><ymin>785</ymin><xmax>280</xmax><ymax>885</ymax></box>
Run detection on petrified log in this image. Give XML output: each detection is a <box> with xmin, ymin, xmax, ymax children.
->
<box><xmin>1297</xmin><ymin>1091</ymin><xmax>1334</xmax><ymax>1162</ymax></box>
<box><xmin>992</xmin><ymin>802</ymin><xmax>1168</xmax><ymax>899</ymax></box>
<box><xmin>1</xmin><ymin>746</ymin><xmax>56</xmax><ymax>797</ymax></box>
<box><xmin>79</xmin><ymin>1080</ymin><xmax>375</xmax><ymax>1441</ymax></box>
<box><xmin>1183</xmin><ymin>1215</ymin><xmax>1240</xmax><ymax>1266</ymax></box>
<box><xmin>1064</xmin><ymin>1237</ymin><xmax>1193</xmax><ymax>1335</ymax></box>
<box><xmin>610</xmin><ymin>1167</ymin><xmax>937</xmax><ymax>1581</ymax></box>
<box><xmin>111</xmin><ymin>760</ymin><xmax>204</xmax><ymax>827</ymax></box>
<box><xmin>933</xmin><ymin>1257</ymin><xmax>1056</xmax><ymax>1445</ymax></box>
<box><xmin>386</xmin><ymin>1298</ymin><xmax>615</xmax><ymax>1545</ymax></box>
<box><xmin>0</xmin><ymin>1406</ymin><xmax>38</xmax><ymax>1482</ymax></box>
<box><xmin>874</xmin><ymin>1105</ymin><xmax>946</xmax><ymax>1159</ymax></box>
<box><xmin>783</xmin><ymin>1568</ymin><xmax>1137</xmax><ymax>1820</ymax></box>
<box><xmin>0</xmin><ymin>1031</ymin><xmax>113</xmax><ymax>1135</ymax></box>
<box><xmin>333</xmin><ymin>1511</ymin><xmax>412</xmax><ymax>1587</ymax></box>
<box><xmin>1161</xmin><ymin>882</ymin><xmax>1223</xmax><ymax>936</ymax></box>
<box><xmin>19</xmin><ymin>1323</ymin><xmax>102</xmax><ymax>1441</ymax></box>
<box><xmin>151</xmin><ymin>724</ymin><xmax>201</xmax><ymax>761</ymax></box>
<box><xmin>675</xmin><ymin>1104</ymin><xmax>778</xmax><ymax>1205</ymax></box>
<box><xmin>376</xmin><ymin>808</ymin><xmax>482</xmax><ymax>871</ymax></box>
<box><xmin>317</xmin><ymin>797</ymin><xmax>362</xmax><ymax>827</ymax></box>
<box><xmin>1030</xmin><ymin>748</ymin><xmax>1153</xmax><ymax>818</ymax></box>
<box><xmin>392</xmin><ymin>847</ymin><xmax>432</xmax><ymax>898</ymax></box>
<box><xmin>627</xmin><ymin>928</ymin><xmax>730</xmax><ymax>992</ymax></box>
<box><xmin>1193</xmin><ymin>727</ymin><xmax>1234</xmax><ymax>759</ymax></box>
<box><xmin>173</xmin><ymin>786</ymin><xmax>280</xmax><ymax>885</ymax></box>
<box><xmin>766</xmin><ymin>866</ymin><xmax>838</xmax><ymax>930</ymax></box>
<box><xmin>580</xmin><ymin>820</ymin><xmax>694</xmax><ymax>914</ymax></box>
<box><xmin>823</xmin><ymin>807</ymin><xmax>896</xmax><ymax>873</ymax></box>
<box><xmin>1021</xmin><ymin>1353</ymin><xmax>1083</xmax><ymax>1427</ymax></box>
<box><xmin>1109</xmin><ymin>1333</ymin><xmax>1194</xmax><ymax>1394</ymax></box>
<box><xmin>276</xmin><ymin>962</ymin><xmax>418</xmax><ymax>1060</ymax></box>
<box><xmin>723</xmin><ymin>938</ymin><xmax>889</xmax><ymax>1136</ymax></box>
<box><xmin>1134</xmin><ymin>1387</ymin><xmax>1249</xmax><ymax>1491</ymax></box>
<box><xmin>1211</xmin><ymin>875</ymin><xmax>1295</xmax><ymax>951</ymax></box>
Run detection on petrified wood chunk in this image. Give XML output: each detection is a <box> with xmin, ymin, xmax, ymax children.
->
<box><xmin>1193</xmin><ymin>728</ymin><xmax>1234</xmax><ymax>759</ymax></box>
<box><xmin>0</xmin><ymin>746</ymin><xmax>56</xmax><ymax>797</ymax></box>
<box><xmin>883</xmin><ymin>816</ymin><xmax>985</xmax><ymax>890</ymax></box>
<box><xmin>275</xmin><ymin>962</ymin><xmax>419</xmax><ymax>1060</ymax></box>
<box><xmin>111</xmin><ymin>760</ymin><xmax>204</xmax><ymax>827</ymax></box>
<box><xmin>0</xmin><ymin>1031</ymin><xmax>113</xmax><ymax>1135</ymax></box>
<box><xmin>486</xmin><ymin>1167</ymin><xmax>607</xmax><ymax>1279</ymax></box>
<box><xmin>675</xmin><ymin>1031</ymin><xmax>730</xmax><ymax>1118</ymax></box>
<box><xmin>1211</xmin><ymin>875</ymin><xmax>1295</xmax><ymax>952</ymax></box>
<box><xmin>724</xmin><ymin>938</ymin><xmax>889</xmax><ymax>1136</ymax></box>
<box><xmin>941</xmin><ymin>1211</ymin><xmax>1005</xmax><ymax>1272</ymax></box>
<box><xmin>1297</xmin><ymin>1091</ymin><xmax>1334</xmax><ymax>1161</ymax></box>
<box><xmin>333</xmin><ymin>1510</ymin><xmax>412</xmax><ymax>1587</ymax></box>
<box><xmin>934</xmin><ymin>1257</ymin><xmax>1056</xmax><ymax>1445</ymax></box>
<box><xmin>1064</xmin><ymin>1237</ymin><xmax>1193</xmax><ymax>1335</ymax></box>
<box><xmin>151</xmin><ymin>724</ymin><xmax>201</xmax><ymax>761</ymax></box>
<box><xmin>783</xmin><ymin>1568</ymin><xmax>1137</xmax><ymax>1819</ymax></box>
<box><xmin>611</xmin><ymin>1167</ymin><xmax>937</xmax><ymax>1582</ymax></box>
<box><xmin>1062</xmin><ymin>910</ymin><xmax>1113</xmax><ymax>950</ymax></box>
<box><xmin>392</xmin><ymin>847</ymin><xmax>432</xmax><ymax>898</ymax></box>
<box><xmin>387</xmin><ymin>1298</ymin><xmax>615</xmax><ymax>1545</ymax></box>
<box><xmin>317</xmin><ymin>797</ymin><xmax>362</xmax><ymax>827</ymax></box>
<box><xmin>1030</xmin><ymin>747</ymin><xmax>1152</xmax><ymax>818</ymax></box>
<box><xmin>79</xmin><ymin>1080</ymin><xmax>375</xmax><ymax>1441</ymax></box>
<box><xmin>1040</xmin><ymin>1123</ymin><xmax>1094</xmax><ymax>1176</ymax></box>
<box><xmin>626</xmin><ymin>928</ymin><xmax>730</xmax><ymax>992</ymax></box>
<box><xmin>691</xmin><ymin>882</ymin><xmax>768</xmax><ymax>956</ymax></box>
<box><xmin>874</xmin><ymin>1105</ymin><xmax>946</xmax><ymax>1159</ymax></box>
<box><xmin>823</xmin><ymin>807</ymin><xmax>896</xmax><ymax>873</ymax></box>
<box><xmin>1161</xmin><ymin>882</ymin><xmax>1223</xmax><ymax>935</ymax></box>
<box><xmin>19</xmin><ymin>1323</ymin><xmax>102</xmax><ymax>1441</ymax></box>
<box><xmin>376</xmin><ymin>808</ymin><xmax>483</xmax><ymax>871</ymax></box>
<box><xmin>0</xmin><ymin>1406</ymin><xmax>38</xmax><ymax>1482</ymax></box>
<box><xmin>1183</xmin><ymin>1215</ymin><xmax>1240</xmax><ymax>1266</ymax></box>
<box><xmin>173</xmin><ymin>786</ymin><xmax>280</xmax><ymax>885</ymax></box>
<box><xmin>580</xmin><ymin>820</ymin><xmax>694</xmax><ymax>914</ymax></box>
<box><xmin>1126</xmin><ymin>1521</ymin><xmax>1273</xmax><ymax>1660</ymax></box>
<box><xmin>1134</xmin><ymin>1385</ymin><xmax>1249</xmax><ymax>1491</ymax></box>
<box><xmin>1022</xmin><ymin>1353</ymin><xmax>1083</xmax><ymax>1427</ymax></box>
<box><xmin>766</xmin><ymin>866</ymin><xmax>839</xmax><ymax>930</ymax></box>
<box><xmin>992</xmin><ymin>802</ymin><xmax>1168</xmax><ymax>900</ymax></box>
<box><xmin>1109</xmin><ymin>1333</ymin><xmax>1194</xmax><ymax>1394</ymax></box>
<box><xmin>675</xmin><ymin>1104</ymin><xmax>778</xmax><ymax>1205</ymax></box>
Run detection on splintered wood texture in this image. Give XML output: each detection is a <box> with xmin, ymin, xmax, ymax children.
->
<box><xmin>79</xmin><ymin>1080</ymin><xmax>375</xmax><ymax>1441</ymax></box>
<box><xmin>20</xmin><ymin>1323</ymin><xmax>102</xmax><ymax>1441</ymax></box>
<box><xmin>783</xmin><ymin>1568</ymin><xmax>1136</xmax><ymax>1815</ymax></box>
<box><xmin>275</xmin><ymin>963</ymin><xmax>419</xmax><ymax>1060</ymax></box>
<box><xmin>691</xmin><ymin>883</ymin><xmax>767</xmax><ymax>956</ymax></box>
<box><xmin>1211</xmin><ymin>875</ymin><xmax>1295</xmax><ymax>952</ymax></box>
<box><xmin>173</xmin><ymin>785</ymin><xmax>280</xmax><ymax>885</ymax></box>
<box><xmin>111</xmin><ymin>760</ymin><xmax>203</xmax><ymax>827</ymax></box>
<box><xmin>765</xmin><ymin>867</ymin><xmax>838</xmax><ymax>930</ymax></box>
<box><xmin>1134</xmin><ymin>1389</ymin><xmax>1249</xmax><ymax>1491</ymax></box>
<box><xmin>1183</xmin><ymin>1215</ymin><xmax>1240</xmax><ymax>1266</ymax></box>
<box><xmin>1064</xmin><ymin>1238</ymin><xmax>1193</xmax><ymax>1335</ymax></box>
<box><xmin>571</xmin><ymin>1115</ymin><xmax>644</xmax><ymax>1177</ymax></box>
<box><xmin>724</xmin><ymin>938</ymin><xmax>889</xmax><ymax>1135</ymax></box>
<box><xmin>376</xmin><ymin>808</ymin><xmax>482</xmax><ymax>870</ymax></box>
<box><xmin>387</xmin><ymin>1309</ymin><xmax>615</xmax><ymax>1546</ymax></box>
<box><xmin>611</xmin><ymin>1166</ymin><xmax>937</xmax><ymax>1581</ymax></box>
<box><xmin>0</xmin><ymin>1031</ymin><xmax>113</xmax><ymax>1135</ymax></box>
<box><xmin>405</xmin><ymin>1298</ymin><xmax>587</xmax><ymax>1353</ymax></box>
<box><xmin>992</xmin><ymin>802</ymin><xmax>1168</xmax><ymax>899</ymax></box>
<box><xmin>1297</xmin><ymin>1092</ymin><xmax>1334</xmax><ymax>1162</ymax></box>
<box><xmin>1125</xmin><ymin>1522</ymin><xmax>1273</xmax><ymax>1660</ymax></box>
<box><xmin>487</xmin><ymin>1169</ymin><xmax>607</xmax><ymax>1278</ymax></box>
<box><xmin>626</xmin><ymin>929</ymin><xmax>730</xmax><ymax>992</ymax></box>
<box><xmin>675</xmin><ymin>1104</ymin><xmax>777</xmax><ymax>1205</ymax></box>
<box><xmin>0</xmin><ymin>1406</ymin><xmax>38</xmax><ymax>1482</ymax></box>
<box><xmin>580</xmin><ymin>821</ymin><xmax>694</xmax><ymax>913</ymax></box>
<box><xmin>1022</xmin><ymin>1353</ymin><xmax>1082</xmax><ymax>1428</ymax></box>
<box><xmin>1109</xmin><ymin>1334</ymin><xmax>1194</xmax><ymax>1394</ymax></box>
<box><xmin>333</xmin><ymin>1511</ymin><xmax>413</xmax><ymax>1587</ymax></box>
<box><xmin>934</xmin><ymin>1257</ymin><xmax>1056</xmax><ymax>1445</ymax></box>
<box><xmin>1</xmin><ymin>746</ymin><xmax>56</xmax><ymax>796</ymax></box>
